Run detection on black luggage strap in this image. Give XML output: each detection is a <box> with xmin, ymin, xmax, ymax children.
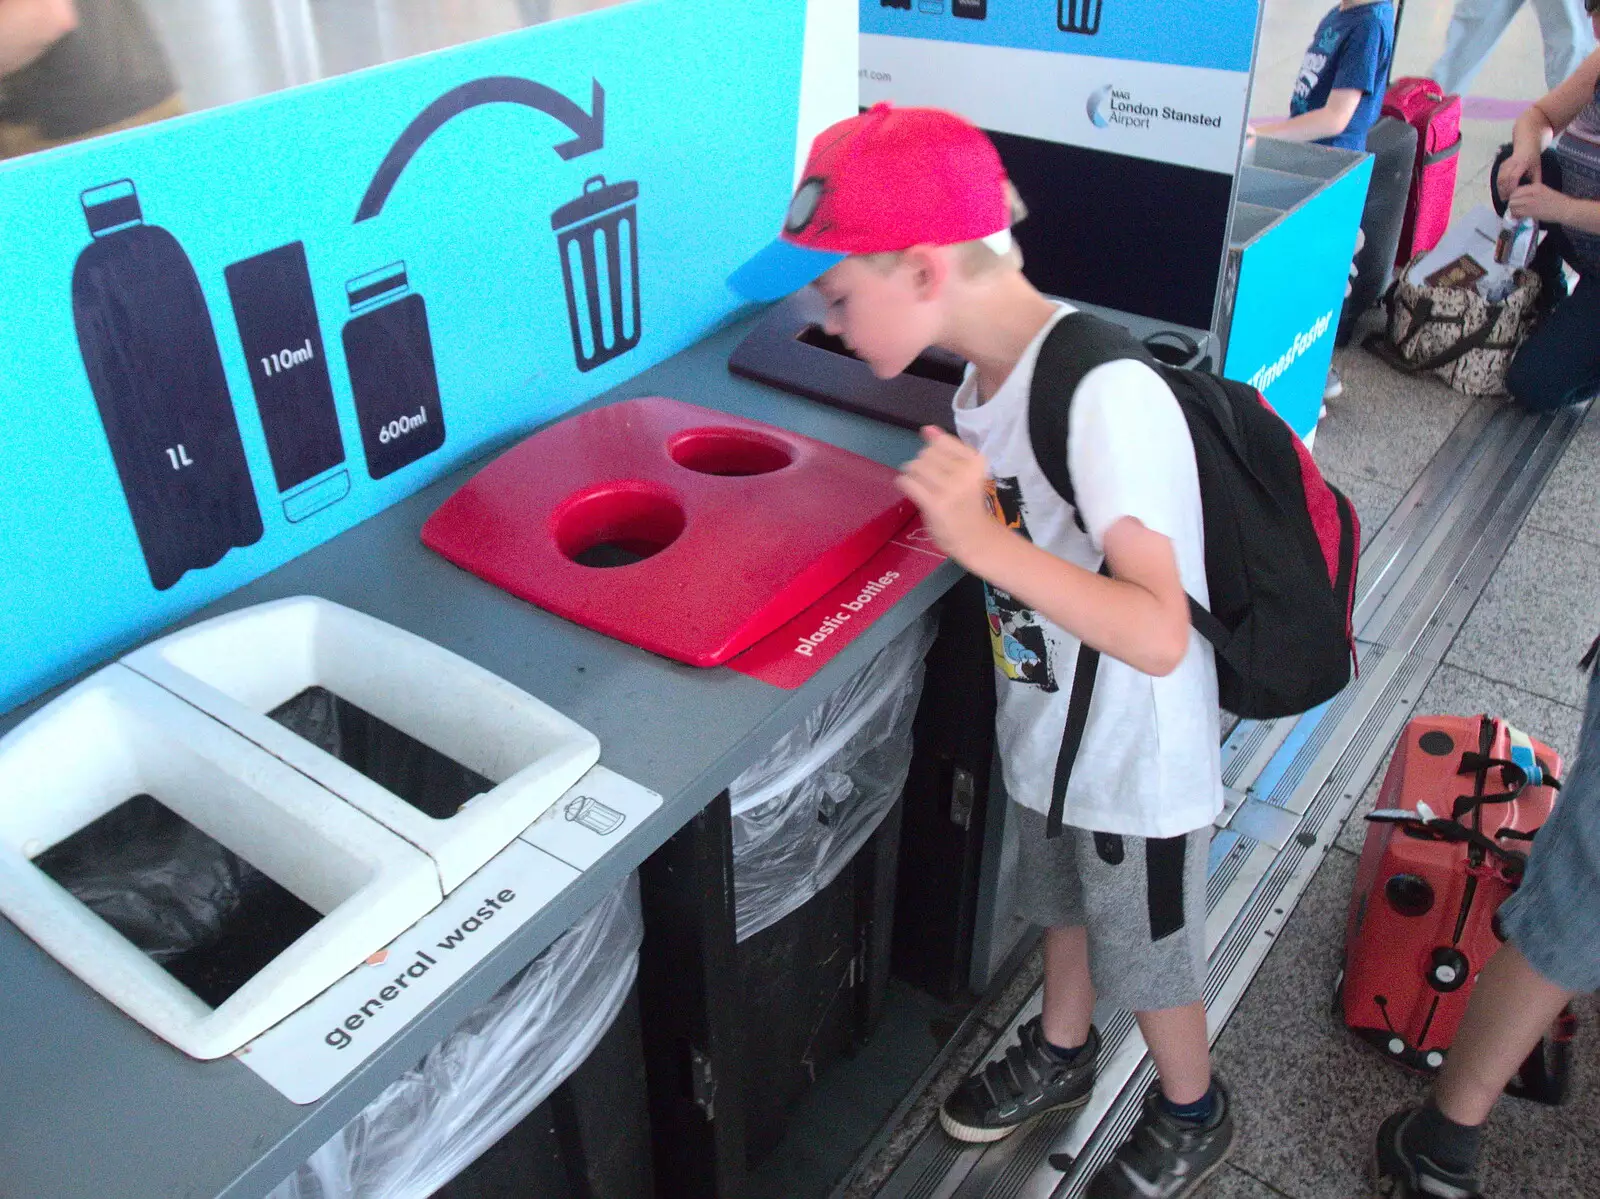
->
<box><xmin>1047</xmin><ymin>561</ymin><xmax>1111</xmax><ymax>839</ymax></box>
<box><xmin>1451</xmin><ymin>752</ymin><xmax>1541</xmax><ymax>819</ymax></box>
<box><xmin>1365</xmin><ymin>810</ymin><xmax>1530</xmax><ymax>876</ymax></box>
<box><xmin>1582</xmin><ymin>631</ymin><xmax>1599</xmax><ymax>674</ymax></box>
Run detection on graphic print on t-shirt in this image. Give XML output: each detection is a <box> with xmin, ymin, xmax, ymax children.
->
<box><xmin>1291</xmin><ymin>27</ymin><xmax>1339</xmax><ymax>109</ymax></box>
<box><xmin>983</xmin><ymin>476</ymin><xmax>1058</xmax><ymax>692</ymax></box>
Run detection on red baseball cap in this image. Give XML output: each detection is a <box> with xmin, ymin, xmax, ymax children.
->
<box><xmin>728</xmin><ymin>103</ymin><xmax>1012</xmax><ymax>300</ymax></box>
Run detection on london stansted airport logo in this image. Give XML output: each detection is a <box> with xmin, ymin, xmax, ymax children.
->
<box><xmin>1087</xmin><ymin>84</ymin><xmax>1113</xmax><ymax>128</ymax></box>
<box><xmin>1060</xmin><ymin>0</ymin><xmax>1103</xmax><ymax>34</ymax></box>
<box><xmin>1086</xmin><ymin>84</ymin><xmax>1223</xmax><ymax>132</ymax></box>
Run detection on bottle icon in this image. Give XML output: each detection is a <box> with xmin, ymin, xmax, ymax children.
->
<box><xmin>552</xmin><ymin>176</ymin><xmax>641</xmax><ymax>373</ymax></box>
<box><xmin>225</xmin><ymin>242</ymin><xmax>350</xmax><ymax>522</ymax></box>
<box><xmin>341</xmin><ymin>262</ymin><xmax>446</xmax><ymax>480</ymax></box>
<box><xmin>71</xmin><ymin>180</ymin><xmax>263</xmax><ymax>591</ymax></box>
<box><xmin>564</xmin><ymin>795</ymin><xmax>625</xmax><ymax>836</ymax></box>
<box><xmin>1059</xmin><ymin>0</ymin><xmax>1103</xmax><ymax>34</ymax></box>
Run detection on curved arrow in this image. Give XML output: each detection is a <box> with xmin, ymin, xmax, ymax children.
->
<box><xmin>355</xmin><ymin>76</ymin><xmax>605</xmax><ymax>222</ymax></box>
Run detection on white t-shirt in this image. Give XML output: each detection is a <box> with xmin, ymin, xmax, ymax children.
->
<box><xmin>951</xmin><ymin>305</ymin><xmax>1224</xmax><ymax>839</ymax></box>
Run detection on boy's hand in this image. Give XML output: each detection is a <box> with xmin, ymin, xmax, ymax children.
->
<box><xmin>897</xmin><ymin>427</ymin><xmax>1002</xmax><ymax>567</ymax></box>
<box><xmin>1507</xmin><ymin>181</ymin><xmax>1569</xmax><ymax>223</ymax></box>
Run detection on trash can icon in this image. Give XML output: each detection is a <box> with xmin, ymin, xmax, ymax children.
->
<box><xmin>1059</xmin><ymin>0</ymin><xmax>1103</xmax><ymax>34</ymax></box>
<box><xmin>565</xmin><ymin>795</ymin><xmax>625</xmax><ymax>835</ymax></box>
<box><xmin>552</xmin><ymin>175</ymin><xmax>641</xmax><ymax>373</ymax></box>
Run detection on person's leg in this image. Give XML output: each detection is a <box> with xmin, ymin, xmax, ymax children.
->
<box><xmin>1530</xmin><ymin>0</ymin><xmax>1599</xmax><ymax>91</ymax></box>
<box><xmin>940</xmin><ymin>809</ymin><xmax>1100</xmax><ymax>1143</ymax></box>
<box><xmin>1083</xmin><ymin>827</ymin><xmax>1230</xmax><ymax>1199</ymax></box>
<box><xmin>1435</xmin><ymin>943</ymin><xmax>1575</xmax><ymax>1125</ymax></box>
<box><xmin>1432</xmin><ymin>0</ymin><xmax>1527</xmax><ymax>94</ymax></box>
<box><xmin>1041</xmin><ymin>924</ymin><xmax>1096</xmax><ymax>1049</ymax></box>
<box><xmin>1137</xmin><ymin>1001</ymin><xmax>1211</xmax><ymax>1105</ymax></box>
<box><xmin>1506</xmin><ymin>274</ymin><xmax>1600</xmax><ymax>409</ymax></box>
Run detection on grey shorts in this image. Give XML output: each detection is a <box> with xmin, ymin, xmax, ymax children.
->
<box><xmin>1012</xmin><ymin>804</ymin><xmax>1209</xmax><ymax>1012</ymax></box>
<box><xmin>1497</xmin><ymin>664</ymin><xmax>1600</xmax><ymax>994</ymax></box>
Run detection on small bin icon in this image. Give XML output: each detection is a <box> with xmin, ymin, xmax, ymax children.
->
<box><xmin>552</xmin><ymin>175</ymin><xmax>641</xmax><ymax>373</ymax></box>
<box><xmin>565</xmin><ymin>795</ymin><xmax>625</xmax><ymax>835</ymax></box>
<box><xmin>1059</xmin><ymin>0</ymin><xmax>1102</xmax><ymax>34</ymax></box>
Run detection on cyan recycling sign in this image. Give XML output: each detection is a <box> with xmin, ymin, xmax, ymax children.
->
<box><xmin>0</xmin><ymin>0</ymin><xmax>806</xmax><ymax>714</ymax></box>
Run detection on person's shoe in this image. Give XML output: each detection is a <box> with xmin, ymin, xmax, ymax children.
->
<box><xmin>1325</xmin><ymin>367</ymin><xmax>1345</xmax><ymax>401</ymax></box>
<box><xmin>939</xmin><ymin>1018</ymin><xmax>1099</xmax><ymax>1143</ymax></box>
<box><xmin>1085</xmin><ymin>1080</ymin><xmax>1234</xmax><ymax>1198</ymax></box>
<box><xmin>1373</xmin><ymin>1108</ymin><xmax>1483</xmax><ymax>1198</ymax></box>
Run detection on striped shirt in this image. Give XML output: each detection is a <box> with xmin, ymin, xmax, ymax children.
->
<box><xmin>1555</xmin><ymin>80</ymin><xmax>1600</xmax><ymax>275</ymax></box>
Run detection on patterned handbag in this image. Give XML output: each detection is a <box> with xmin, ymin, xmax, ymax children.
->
<box><xmin>1366</xmin><ymin>258</ymin><xmax>1541</xmax><ymax>397</ymax></box>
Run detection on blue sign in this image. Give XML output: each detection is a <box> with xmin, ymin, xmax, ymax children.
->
<box><xmin>1223</xmin><ymin>156</ymin><xmax>1373</xmax><ymax>436</ymax></box>
<box><xmin>0</xmin><ymin>0</ymin><xmax>807</xmax><ymax>713</ymax></box>
<box><xmin>862</xmin><ymin>0</ymin><xmax>1261</xmax><ymax>74</ymax></box>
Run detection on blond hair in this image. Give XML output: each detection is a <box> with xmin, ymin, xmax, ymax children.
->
<box><xmin>861</xmin><ymin>182</ymin><xmax>1029</xmax><ymax>278</ymax></box>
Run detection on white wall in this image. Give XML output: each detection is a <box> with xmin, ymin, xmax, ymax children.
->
<box><xmin>795</xmin><ymin>0</ymin><xmax>859</xmax><ymax>186</ymax></box>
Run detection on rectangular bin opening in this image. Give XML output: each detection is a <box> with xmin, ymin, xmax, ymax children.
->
<box><xmin>33</xmin><ymin>792</ymin><xmax>322</xmax><ymax>1008</ymax></box>
<box><xmin>795</xmin><ymin>325</ymin><xmax>966</xmax><ymax>387</ymax></box>
<box><xmin>268</xmin><ymin>686</ymin><xmax>493</xmax><ymax>821</ymax></box>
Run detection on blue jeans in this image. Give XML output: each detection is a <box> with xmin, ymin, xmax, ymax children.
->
<box><xmin>1490</xmin><ymin>146</ymin><xmax>1600</xmax><ymax>411</ymax></box>
<box><xmin>1432</xmin><ymin>0</ymin><xmax>1596</xmax><ymax>93</ymax></box>
<box><xmin>1498</xmin><ymin>661</ymin><xmax>1600</xmax><ymax>993</ymax></box>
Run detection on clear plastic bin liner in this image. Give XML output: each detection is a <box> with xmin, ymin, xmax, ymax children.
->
<box><xmin>270</xmin><ymin>877</ymin><xmax>644</xmax><ymax>1199</ymax></box>
<box><xmin>730</xmin><ymin>614</ymin><xmax>936</xmax><ymax>942</ymax></box>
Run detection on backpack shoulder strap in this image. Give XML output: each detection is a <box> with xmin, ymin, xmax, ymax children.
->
<box><xmin>1026</xmin><ymin>311</ymin><xmax>1155</xmax><ymax>512</ymax></box>
<box><xmin>1026</xmin><ymin>313</ymin><xmax>1155</xmax><ymax>838</ymax></box>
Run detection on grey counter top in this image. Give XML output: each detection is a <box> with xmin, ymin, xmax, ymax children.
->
<box><xmin>0</xmin><ymin>312</ymin><xmax>962</xmax><ymax>1199</ymax></box>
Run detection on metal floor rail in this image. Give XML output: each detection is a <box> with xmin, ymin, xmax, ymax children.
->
<box><xmin>867</xmin><ymin>399</ymin><xmax>1588</xmax><ymax>1199</ymax></box>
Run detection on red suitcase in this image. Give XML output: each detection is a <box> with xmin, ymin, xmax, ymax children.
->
<box><xmin>1340</xmin><ymin>714</ymin><xmax>1575</xmax><ymax>1102</ymax></box>
<box><xmin>1383</xmin><ymin>77</ymin><xmax>1462</xmax><ymax>266</ymax></box>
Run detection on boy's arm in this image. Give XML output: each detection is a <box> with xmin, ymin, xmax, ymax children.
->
<box><xmin>898</xmin><ymin>430</ymin><xmax>1191</xmax><ymax>677</ymax></box>
<box><xmin>1251</xmin><ymin>88</ymin><xmax>1362</xmax><ymax>142</ymax></box>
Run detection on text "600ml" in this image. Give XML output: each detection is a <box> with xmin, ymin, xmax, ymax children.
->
<box><xmin>378</xmin><ymin>405</ymin><xmax>429</xmax><ymax>444</ymax></box>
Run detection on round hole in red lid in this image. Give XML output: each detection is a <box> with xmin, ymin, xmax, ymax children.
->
<box><xmin>668</xmin><ymin>427</ymin><xmax>794</xmax><ymax>477</ymax></box>
<box><xmin>553</xmin><ymin>483</ymin><xmax>686</xmax><ymax>568</ymax></box>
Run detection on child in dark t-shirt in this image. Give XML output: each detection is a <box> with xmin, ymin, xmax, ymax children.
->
<box><xmin>1253</xmin><ymin>0</ymin><xmax>1396</xmax><ymax>152</ymax></box>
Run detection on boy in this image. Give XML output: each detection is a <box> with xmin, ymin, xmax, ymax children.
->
<box><xmin>1251</xmin><ymin>0</ymin><xmax>1395</xmax><ymax>401</ymax></box>
<box><xmin>1373</xmin><ymin>638</ymin><xmax>1600</xmax><ymax>1199</ymax></box>
<box><xmin>1252</xmin><ymin>0</ymin><xmax>1396</xmax><ymax>152</ymax></box>
<box><xmin>730</xmin><ymin>104</ymin><xmax>1231</xmax><ymax>1199</ymax></box>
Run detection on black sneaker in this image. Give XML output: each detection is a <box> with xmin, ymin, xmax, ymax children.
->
<box><xmin>1373</xmin><ymin>1108</ymin><xmax>1482</xmax><ymax>1198</ymax></box>
<box><xmin>939</xmin><ymin>1017</ymin><xmax>1098</xmax><ymax>1143</ymax></box>
<box><xmin>1086</xmin><ymin>1080</ymin><xmax>1234</xmax><ymax>1198</ymax></box>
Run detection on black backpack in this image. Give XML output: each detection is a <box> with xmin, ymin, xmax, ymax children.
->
<box><xmin>1027</xmin><ymin>313</ymin><xmax>1360</xmax><ymax>836</ymax></box>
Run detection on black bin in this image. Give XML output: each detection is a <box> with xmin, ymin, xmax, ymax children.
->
<box><xmin>435</xmin><ymin>986</ymin><xmax>653</xmax><ymax>1199</ymax></box>
<box><xmin>725</xmin><ymin>616</ymin><xmax>933</xmax><ymax>1166</ymax></box>
<box><xmin>270</xmin><ymin>881</ymin><xmax>650</xmax><ymax>1199</ymax></box>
